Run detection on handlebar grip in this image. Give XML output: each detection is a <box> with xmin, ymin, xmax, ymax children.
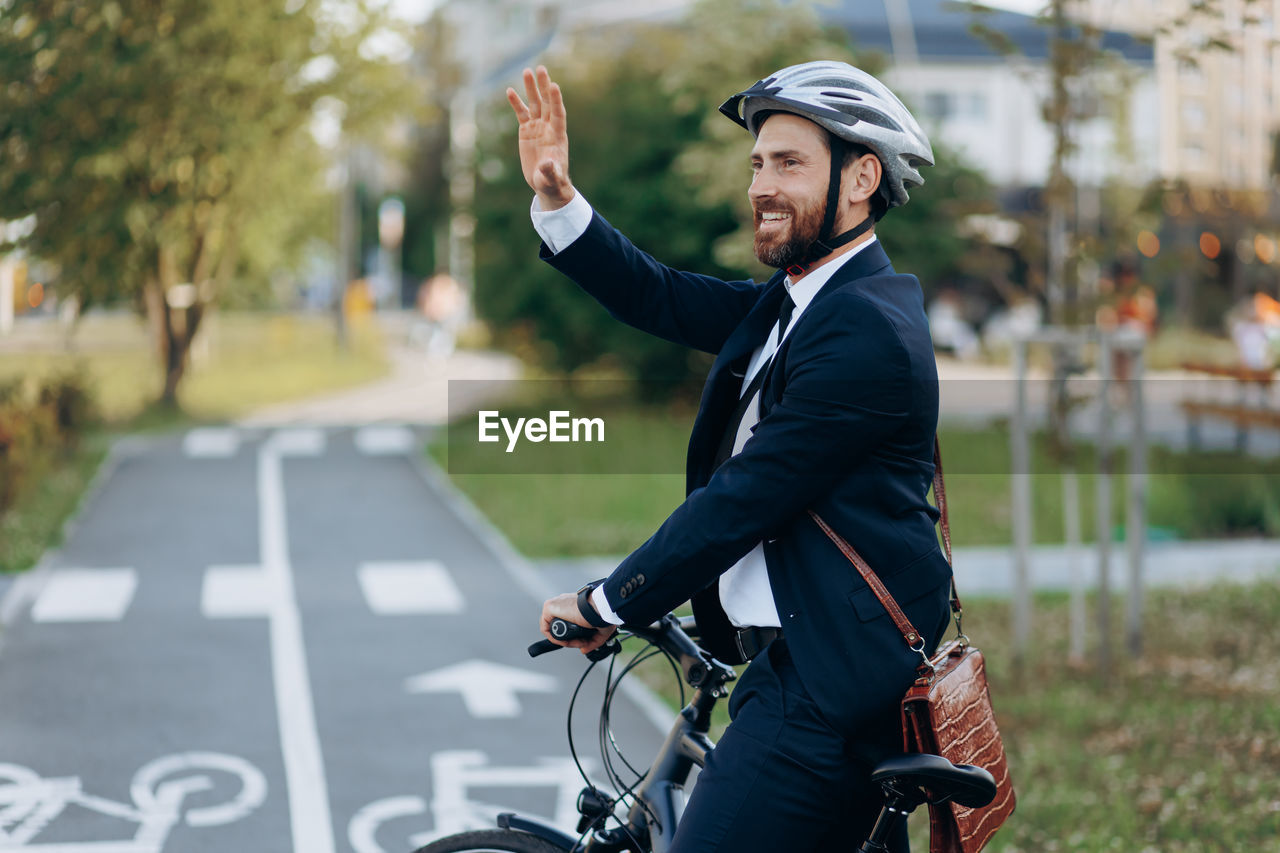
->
<box><xmin>527</xmin><ymin>639</ymin><xmax>560</xmax><ymax>657</ymax></box>
<box><xmin>527</xmin><ymin>618</ymin><xmax>598</xmax><ymax>658</ymax></box>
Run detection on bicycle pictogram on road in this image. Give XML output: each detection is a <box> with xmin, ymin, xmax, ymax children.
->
<box><xmin>0</xmin><ymin>751</ymin><xmax>267</xmax><ymax>851</ymax></box>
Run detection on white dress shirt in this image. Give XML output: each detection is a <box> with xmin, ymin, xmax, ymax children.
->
<box><xmin>531</xmin><ymin>192</ymin><xmax>877</xmax><ymax>627</ymax></box>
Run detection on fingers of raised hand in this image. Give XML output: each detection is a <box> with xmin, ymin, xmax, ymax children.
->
<box><xmin>522</xmin><ymin>67</ymin><xmax>543</xmax><ymax>120</ymax></box>
<box><xmin>506</xmin><ymin>86</ymin><xmax>531</xmax><ymax>123</ymax></box>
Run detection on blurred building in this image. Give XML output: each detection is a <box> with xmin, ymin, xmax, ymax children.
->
<box><xmin>1077</xmin><ymin>0</ymin><xmax>1280</xmax><ymax>192</ymax></box>
<box><xmin>823</xmin><ymin>0</ymin><xmax>1158</xmax><ymax>200</ymax></box>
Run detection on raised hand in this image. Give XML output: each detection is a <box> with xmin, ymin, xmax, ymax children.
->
<box><xmin>506</xmin><ymin>65</ymin><xmax>575</xmax><ymax>210</ymax></box>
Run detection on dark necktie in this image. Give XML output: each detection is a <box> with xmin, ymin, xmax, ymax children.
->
<box><xmin>712</xmin><ymin>290</ymin><xmax>796</xmax><ymax>470</ymax></box>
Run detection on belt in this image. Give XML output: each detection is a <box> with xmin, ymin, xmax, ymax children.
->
<box><xmin>734</xmin><ymin>626</ymin><xmax>782</xmax><ymax>661</ymax></box>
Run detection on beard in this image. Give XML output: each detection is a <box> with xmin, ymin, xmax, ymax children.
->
<box><xmin>753</xmin><ymin>196</ymin><xmax>825</xmax><ymax>269</ymax></box>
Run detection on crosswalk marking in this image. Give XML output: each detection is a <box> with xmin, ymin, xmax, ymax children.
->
<box><xmin>202</xmin><ymin>565</ymin><xmax>275</xmax><ymax>618</ymax></box>
<box><xmin>354</xmin><ymin>426</ymin><xmax>415</xmax><ymax>456</ymax></box>
<box><xmin>357</xmin><ymin>561</ymin><xmax>464</xmax><ymax>614</ymax></box>
<box><xmin>268</xmin><ymin>428</ymin><xmax>326</xmax><ymax>456</ymax></box>
<box><xmin>30</xmin><ymin>569</ymin><xmax>138</xmax><ymax>623</ymax></box>
<box><xmin>183</xmin><ymin>427</ymin><xmax>241</xmax><ymax>458</ymax></box>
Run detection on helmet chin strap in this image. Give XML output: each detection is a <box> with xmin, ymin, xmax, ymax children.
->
<box><xmin>783</xmin><ymin>138</ymin><xmax>876</xmax><ymax>278</ymax></box>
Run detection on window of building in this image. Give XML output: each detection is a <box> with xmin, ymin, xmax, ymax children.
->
<box><xmin>924</xmin><ymin>91</ymin><xmax>952</xmax><ymax>122</ymax></box>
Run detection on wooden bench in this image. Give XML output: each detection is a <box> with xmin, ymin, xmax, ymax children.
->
<box><xmin>1179</xmin><ymin>362</ymin><xmax>1277</xmax><ymax>451</ymax></box>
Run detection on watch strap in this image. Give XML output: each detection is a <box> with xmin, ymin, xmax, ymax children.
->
<box><xmin>576</xmin><ymin>581</ymin><xmax>611</xmax><ymax>628</ymax></box>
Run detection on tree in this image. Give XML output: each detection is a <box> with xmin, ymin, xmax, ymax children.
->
<box><xmin>0</xmin><ymin>0</ymin><xmax>409</xmax><ymax>406</ymax></box>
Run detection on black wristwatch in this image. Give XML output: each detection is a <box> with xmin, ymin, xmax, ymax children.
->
<box><xmin>576</xmin><ymin>580</ymin><xmax>611</xmax><ymax>628</ymax></box>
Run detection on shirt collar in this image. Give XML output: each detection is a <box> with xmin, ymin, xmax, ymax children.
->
<box><xmin>783</xmin><ymin>235</ymin><xmax>878</xmax><ymax>315</ymax></box>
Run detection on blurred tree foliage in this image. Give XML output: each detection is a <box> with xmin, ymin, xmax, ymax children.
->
<box><xmin>468</xmin><ymin>0</ymin><xmax>995</xmax><ymax>397</ymax></box>
<box><xmin>0</xmin><ymin>0</ymin><xmax>410</xmax><ymax>406</ymax></box>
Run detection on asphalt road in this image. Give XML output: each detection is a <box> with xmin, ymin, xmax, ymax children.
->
<box><xmin>0</xmin><ymin>426</ymin><xmax>664</xmax><ymax>853</ymax></box>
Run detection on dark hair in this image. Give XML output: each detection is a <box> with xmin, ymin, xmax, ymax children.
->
<box><xmin>827</xmin><ymin>135</ymin><xmax>889</xmax><ymax>220</ymax></box>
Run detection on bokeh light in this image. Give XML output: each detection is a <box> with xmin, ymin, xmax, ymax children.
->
<box><xmin>1237</xmin><ymin>238</ymin><xmax>1255</xmax><ymax>263</ymax></box>
<box><xmin>1200</xmin><ymin>232</ymin><xmax>1221</xmax><ymax>259</ymax></box>
<box><xmin>1254</xmin><ymin>234</ymin><xmax>1275</xmax><ymax>264</ymax></box>
<box><xmin>26</xmin><ymin>282</ymin><xmax>43</xmax><ymax>309</ymax></box>
<box><xmin>1136</xmin><ymin>230</ymin><xmax>1160</xmax><ymax>258</ymax></box>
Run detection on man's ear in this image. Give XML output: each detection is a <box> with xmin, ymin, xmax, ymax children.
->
<box><xmin>845</xmin><ymin>154</ymin><xmax>882</xmax><ymax>206</ymax></box>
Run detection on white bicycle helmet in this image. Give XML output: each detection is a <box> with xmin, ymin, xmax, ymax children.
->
<box><xmin>720</xmin><ymin>61</ymin><xmax>934</xmax><ymax>266</ymax></box>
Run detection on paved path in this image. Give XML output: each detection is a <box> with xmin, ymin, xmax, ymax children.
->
<box><xmin>0</xmin><ymin>426</ymin><xmax>663</xmax><ymax>852</ymax></box>
<box><xmin>238</xmin><ymin>317</ymin><xmax>522</xmax><ymax>427</ymax></box>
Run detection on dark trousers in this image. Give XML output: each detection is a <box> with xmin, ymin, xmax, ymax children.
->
<box><xmin>669</xmin><ymin>639</ymin><xmax>909</xmax><ymax>852</ymax></box>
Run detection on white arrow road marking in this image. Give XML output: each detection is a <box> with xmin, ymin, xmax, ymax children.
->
<box><xmin>358</xmin><ymin>562</ymin><xmax>464</xmax><ymax>615</ymax></box>
<box><xmin>182</xmin><ymin>427</ymin><xmax>241</xmax><ymax>458</ymax></box>
<box><xmin>201</xmin><ymin>565</ymin><xmax>275</xmax><ymax>618</ymax></box>
<box><xmin>404</xmin><ymin>661</ymin><xmax>557</xmax><ymax>719</ymax></box>
<box><xmin>268</xmin><ymin>428</ymin><xmax>326</xmax><ymax>456</ymax></box>
<box><xmin>30</xmin><ymin>569</ymin><xmax>137</xmax><ymax>623</ymax></box>
<box><xmin>353</xmin><ymin>426</ymin><xmax>415</xmax><ymax>456</ymax></box>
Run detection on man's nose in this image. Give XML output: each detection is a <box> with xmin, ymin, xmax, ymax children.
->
<box><xmin>749</xmin><ymin>170</ymin><xmax>777</xmax><ymax>204</ymax></box>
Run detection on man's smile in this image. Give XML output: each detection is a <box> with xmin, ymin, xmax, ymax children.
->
<box><xmin>756</xmin><ymin>210</ymin><xmax>792</xmax><ymax>231</ymax></box>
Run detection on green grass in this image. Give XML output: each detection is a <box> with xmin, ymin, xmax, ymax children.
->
<box><xmin>0</xmin><ymin>435</ymin><xmax>110</xmax><ymax>573</ymax></box>
<box><xmin>0</xmin><ymin>311</ymin><xmax>388</xmax><ymax>427</ymax></box>
<box><xmin>430</xmin><ymin>392</ymin><xmax>693</xmax><ymax>557</ymax></box>
<box><xmin>432</xmin><ymin>399</ymin><xmax>1280</xmax><ymax>556</ymax></box>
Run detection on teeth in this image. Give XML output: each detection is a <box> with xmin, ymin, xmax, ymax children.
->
<box><xmin>761</xmin><ymin>212</ymin><xmax>791</xmax><ymax>221</ymax></box>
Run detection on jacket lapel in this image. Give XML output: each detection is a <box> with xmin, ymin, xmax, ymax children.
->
<box><xmin>685</xmin><ymin>271</ymin><xmax>787</xmax><ymax>491</ymax></box>
<box><xmin>685</xmin><ymin>242</ymin><xmax>895</xmax><ymax>490</ymax></box>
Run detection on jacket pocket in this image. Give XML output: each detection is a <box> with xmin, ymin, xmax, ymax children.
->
<box><xmin>847</xmin><ymin>548</ymin><xmax>952</xmax><ymax>623</ymax></box>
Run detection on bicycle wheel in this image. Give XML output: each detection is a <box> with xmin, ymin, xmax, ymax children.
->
<box><xmin>413</xmin><ymin>828</ymin><xmax>570</xmax><ymax>853</ymax></box>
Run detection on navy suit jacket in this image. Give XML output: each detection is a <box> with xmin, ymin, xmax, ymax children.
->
<box><xmin>543</xmin><ymin>212</ymin><xmax>954</xmax><ymax>737</ymax></box>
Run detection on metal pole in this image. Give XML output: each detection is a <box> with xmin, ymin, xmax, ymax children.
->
<box><xmin>1126</xmin><ymin>338</ymin><xmax>1147</xmax><ymax>657</ymax></box>
<box><xmin>1065</xmin><ymin>466</ymin><xmax>1085</xmax><ymax>664</ymax></box>
<box><xmin>335</xmin><ymin>145</ymin><xmax>356</xmax><ymax>349</ymax></box>
<box><xmin>1011</xmin><ymin>338</ymin><xmax>1034</xmax><ymax>675</ymax></box>
<box><xmin>1096</xmin><ymin>332</ymin><xmax>1114</xmax><ymax>682</ymax></box>
<box><xmin>0</xmin><ymin>257</ymin><xmax>14</xmax><ymax>335</ymax></box>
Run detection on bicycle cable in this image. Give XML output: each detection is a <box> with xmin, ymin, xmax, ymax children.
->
<box><xmin>563</xmin><ymin>630</ymin><xmax>693</xmax><ymax>852</ymax></box>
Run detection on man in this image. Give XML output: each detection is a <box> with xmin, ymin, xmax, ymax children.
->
<box><xmin>508</xmin><ymin>61</ymin><xmax>952</xmax><ymax>851</ymax></box>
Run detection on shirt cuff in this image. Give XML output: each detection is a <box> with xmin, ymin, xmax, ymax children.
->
<box><xmin>530</xmin><ymin>191</ymin><xmax>593</xmax><ymax>254</ymax></box>
<box><xmin>590</xmin><ymin>583</ymin><xmax>624</xmax><ymax>626</ymax></box>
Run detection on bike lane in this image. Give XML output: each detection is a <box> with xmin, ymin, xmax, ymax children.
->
<box><xmin>0</xmin><ymin>432</ymin><xmax>289</xmax><ymax>851</ymax></box>
<box><xmin>0</xmin><ymin>427</ymin><xmax>666</xmax><ymax>853</ymax></box>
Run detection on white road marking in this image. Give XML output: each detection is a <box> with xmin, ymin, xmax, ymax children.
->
<box><xmin>404</xmin><ymin>660</ymin><xmax>557</xmax><ymax>719</ymax></box>
<box><xmin>201</xmin><ymin>566</ymin><xmax>275</xmax><ymax>618</ymax></box>
<box><xmin>353</xmin><ymin>425</ymin><xmax>415</xmax><ymax>456</ymax></box>
<box><xmin>258</xmin><ymin>443</ymin><xmax>335</xmax><ymax>853</ymax></box>
<box><xmin>268</xmin><ymin>428</ymin><xmax>326</xmax><ymax>457</ymax></box>
<box><xmin>357</xmin><ymin>562</ymin><xmax>464</xmax><ymax>614</ymax></box>
<box><xmin>348</xmin><ymin>796</ymin><xmax>428</xmax><ymax>853</ymax></box>
<box><xmin>29</xmin><ymin>569</ymin><xmax>137</xmax><ymax>623</ymax></box>
<box><xmin>409</xmin><ymin>750</ymin><xmax>586</xmax><ymax>846</ymax></box>
<box><xmin>0</xmin><ymin>752</ymin><xmax>266</xmax><ymax>850</ymax></box>
<box><xmin>129</xmin><ymin>751</ymin><xmax>269</xmax><ymax>828</ymax></box>
<box><xmin>182</xmin><ymin>428</ymin><xmax>240</xmax><ymax>458</ymax></box>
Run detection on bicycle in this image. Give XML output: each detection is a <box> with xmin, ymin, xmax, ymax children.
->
<box><xmin>413</xmin><ymin>615</ymin><xmax>995</xmax><ymax>853</ymax></box>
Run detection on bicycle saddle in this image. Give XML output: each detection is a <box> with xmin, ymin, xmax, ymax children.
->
<box><xmin>870</xmin><ymin>753</ymin><xmax>997</xmax><ymax>809</ymax></box>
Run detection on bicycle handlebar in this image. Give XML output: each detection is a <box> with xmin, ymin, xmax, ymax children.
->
<box><xmin>527</xmin><ymin>614</ymin><xmax>735</xmax><ymax>693</ymax></box>
<box><xmin>527</xmin><ymin>618</ymin><xmax>599</xmax><ymax>658</ymax></box>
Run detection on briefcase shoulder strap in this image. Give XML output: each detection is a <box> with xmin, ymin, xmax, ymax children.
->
<box><xmin>808</xmin><ymin>433</ymin><xmax>962</xmax><ymax>654</ymax></box>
